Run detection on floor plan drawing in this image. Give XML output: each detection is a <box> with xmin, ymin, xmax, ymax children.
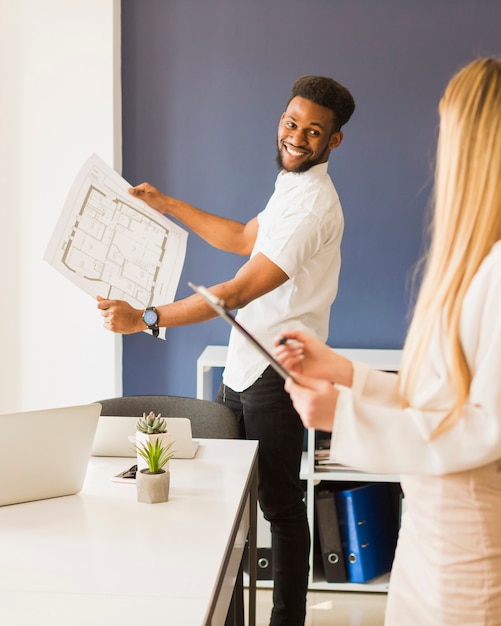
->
<box><xmin>45</xmin><ymin>154</ymin><xmax>188</xmax><ymax>330</ymax></box>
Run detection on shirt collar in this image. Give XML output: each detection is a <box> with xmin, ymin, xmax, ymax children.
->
<box><xmin>275</xmin><ymin>162</ymin><xmax>329</xmax><ymax>190</ymax></box>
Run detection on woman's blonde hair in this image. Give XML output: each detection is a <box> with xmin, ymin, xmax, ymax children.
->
<box><xmin>400</xmin><ymin>58</ymin><xmax>501</xmax><ymax>437</ymax></box>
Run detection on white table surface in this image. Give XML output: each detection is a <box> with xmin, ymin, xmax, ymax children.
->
<box><xmin>0</xmin><ymin>438</ymin><xmax>258</xmax><ymax>626</ymax></box>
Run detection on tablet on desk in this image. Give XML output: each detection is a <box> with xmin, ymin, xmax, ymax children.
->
<box><xmin>188</xmin><ymin>281</ymin><xmax>291</xmax><ymax>381</ymax></box>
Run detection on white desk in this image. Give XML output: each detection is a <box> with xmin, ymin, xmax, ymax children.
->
<box><xmin>0</xmin><ymin>439</ymin><xmax>258</xmax><ymax>626</ymax></box>
<box><xmin>196</xmin><ymin>345</ymin><xmax>402</xmax><ymax>400</ymax></box>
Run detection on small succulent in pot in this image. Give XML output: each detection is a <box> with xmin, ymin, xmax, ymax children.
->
<box><xmin>135</xmin><ymin>437</ymin><xmax>175</xmax><ymax>504</ymax></box>
<box><xmin>134</xmin><ymin>412</ymin><xmax>172</xmax><ymax>473</ymax></box>
<box><xmin>135</xmin><ymin>438</ymin><xmax>175</xmax><ymax>474</ymax></box>
<box><xmin>136</xmin><ymin>411</ymin><xmax>167</xmax><ymax>434</ymax></box>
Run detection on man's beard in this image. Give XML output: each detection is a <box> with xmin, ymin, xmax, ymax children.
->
<box><xmin>275</xmin><ymin>144</ymin><xmax>329</xmax><ymax>173</ymax></box>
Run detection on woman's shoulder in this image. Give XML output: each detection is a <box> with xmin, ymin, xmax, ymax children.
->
<box><xmin>466</xmin><ymin>241</ymin><xmax>501</xmax><ymax>314</ymax></box>
<box><xmin>477</xmin><ymin>240</ymin><xmax>501</xmax><ymax>280</ymax></box>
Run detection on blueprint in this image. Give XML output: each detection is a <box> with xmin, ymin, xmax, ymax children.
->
<box><xmin>44</xmin><ymin>154</ymin><xmax>188</xmax><ymax>338</ymax></box>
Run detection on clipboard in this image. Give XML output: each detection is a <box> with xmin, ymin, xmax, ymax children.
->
<box><xmin>188</xmin><ymin>282</ymin><xmax>291</xmax><ymax>381</ymax></box>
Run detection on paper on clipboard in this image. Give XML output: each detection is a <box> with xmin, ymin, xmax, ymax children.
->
<box><xmin>44</xmin><ymin>154</ymin><xmax>188</xmax><ymax>339</ymax></box>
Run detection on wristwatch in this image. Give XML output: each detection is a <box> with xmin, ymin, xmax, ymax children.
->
<box><xmin>142</xmin><ymin>306</ymin><xmax>159</xmax><ymax>337</ymax></box>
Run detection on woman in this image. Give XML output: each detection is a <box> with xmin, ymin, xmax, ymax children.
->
<box><xmin>274</xmin><ymin>58</ymin><xmax>501</xmax><ymax>625</ymax></box>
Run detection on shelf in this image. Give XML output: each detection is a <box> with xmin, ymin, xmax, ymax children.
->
<box><xmin>249</xmin><ymin>573</ymin><xmax>390</xmax><ymax>593</ymax></box>
<box><xmin>197</xmin><ymin>345</ymin><xmax>402</xmax><ymax>595</ymax></box>
<box><xmin>310</xmin><ymin>565</ymin><xmax>390</xmax><ymax>593</ymax></box>
<box><xmin>196</xmin><ymin>345</ymin><xmax>402</xmax><ymax>399</ymax></box>
<box><xmin>334</xmin><ymin>348</ymin><xmax>402</xmax><ymax>372</ymax></box>
<box><xmin>312</xmin><ymin>469</ymin><xmax>399</xmax><ymax>483</ymax></box>
<box><xmin>301</xmin><ymin>453</ymin><xmax>398</xmax><ymax>483</ymax></box>
<box><xmin>196</xmin><ymin>345</ymin><xmax>228</xmax><ymax>400</ymax></box>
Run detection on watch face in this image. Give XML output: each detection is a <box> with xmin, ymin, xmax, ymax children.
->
<box><xmin>143</xmin><ymin>309</ymin><xmax>158</xmax><ymax>325</ymax></box>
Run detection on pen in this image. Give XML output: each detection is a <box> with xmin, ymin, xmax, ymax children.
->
<box><xmin>278</xmin><ymin>336</ymin><xmax>303</xmax><ymax>347</ymax></box>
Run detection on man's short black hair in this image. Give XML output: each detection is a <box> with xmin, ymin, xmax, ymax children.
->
<box><xmin>289</xmin><ymin>75</ymin><xmax>355</xmax><ymax>131</ymax></box>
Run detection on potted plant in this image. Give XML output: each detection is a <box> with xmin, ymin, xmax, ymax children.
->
<box><xmin>135</xmin><ymin>412</ymin><xmax>171</xmax><ymax>471</ymax></box>
<box><xmin>135</xmin><ymin>437</ymin><xmax>175</xmax><ymax>503</ymax></box>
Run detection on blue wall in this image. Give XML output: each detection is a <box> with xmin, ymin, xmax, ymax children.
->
<box><xmin>121</xmin><ymin>0</ymin><xmax>500</xmax><ymax>399</ymax></box>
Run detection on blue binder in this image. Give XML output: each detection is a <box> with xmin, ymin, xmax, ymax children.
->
<box><xmin>335</xmin><ymin>483</ymin><xmax>398</xmax><ymax>583</ymax></box>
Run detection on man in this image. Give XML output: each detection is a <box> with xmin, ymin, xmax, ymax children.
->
<box><xmin>98</xmin><ymin>75</ymin><xmax>355</xmax><ymax>625</ymax></box>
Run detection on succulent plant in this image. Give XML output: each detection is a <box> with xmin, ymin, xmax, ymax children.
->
<box><xmin>135</xmin><ymin>438</ymin><xmax>175</xmax><ymax>473</ymax></box>
<box><xmin>136</xmin><ymin>411</ymin><xmax>168</xmax><ymax>434</ymax></box>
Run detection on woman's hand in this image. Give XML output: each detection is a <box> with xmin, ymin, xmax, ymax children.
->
<box><xmin>274</xmin><ymin>330</ymin><xmax>353</xmax><ymax>387</ymax></box>
<box><xmin>284</xmin><ymin>371</ymin><xmax>338</xmax><ymax>432</ymax></box>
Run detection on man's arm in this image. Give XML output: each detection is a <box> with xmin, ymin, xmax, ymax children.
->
<box><xmin>129</xmin><ymin>183</ymin><xmax>258</xmax><ymax>256</ymax></box>
<box><xmin>97</xmin><ymin>252</ymin><xmax>288</xmax><ymax>334</ymax></box>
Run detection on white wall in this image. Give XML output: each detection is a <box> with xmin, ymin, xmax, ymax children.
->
<box><xmin>0</xmin><ymin>0</ymin><xmax>122</xmax><ymax>412</ymax></box>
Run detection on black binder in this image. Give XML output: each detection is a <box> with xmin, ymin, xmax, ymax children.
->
<box><xmin>315</xmin><ymin>490</ymin><xmax>347</xmax><ymax>582</ymax></box>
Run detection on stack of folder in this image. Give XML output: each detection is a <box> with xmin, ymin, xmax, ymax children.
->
<box><xmin>315</xmin><ymin>449</ymin><xmax>360</xmax><ymax>472</ymax></box>
<box><xmin>334</xmin><ymin>483</ymin><xmax>399</xmax><ymax>583</ymax></box>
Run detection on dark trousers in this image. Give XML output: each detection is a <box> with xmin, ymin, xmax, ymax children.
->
<box><xmin>217</xmin><ymin>366</ymin><xmax>310</xmax><ymax>626</ymax></box>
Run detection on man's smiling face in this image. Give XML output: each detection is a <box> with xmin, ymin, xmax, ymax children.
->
<box><xmin>276</xmin><ymin>96</ymin><xmax>342</xmax><ymax>173</ymax></box>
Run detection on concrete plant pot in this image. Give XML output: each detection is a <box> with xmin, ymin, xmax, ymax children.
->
<box><xmin>136</xmin><ymin>468</ymin><xmax>170</xmax><ymax>503</ymax></box>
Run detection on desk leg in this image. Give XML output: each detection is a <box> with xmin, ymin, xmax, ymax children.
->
<box><xmin>225</xmin><ymin>564</ymin><xmax>244</xmax><ymax>626</ymax></box>
<box><xmin>223</xmin><ymin>460</ymin><xmax>257</xmax><ymax>626</ymax></box>
<box><xmin>247</xmin><ymin>465</ymin><xmax>258</xmax><ymax>626</ymax></box>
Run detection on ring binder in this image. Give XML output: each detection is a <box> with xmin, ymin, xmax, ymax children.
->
<box><xmin>335</xmin><ymin>483</ymin><xmax>399</xmax><ymax>583</ymax></box>
<box><xmin>315</xmin><ymin>490</ymin><xmax>347</xmax><ymax>582</ymax></box>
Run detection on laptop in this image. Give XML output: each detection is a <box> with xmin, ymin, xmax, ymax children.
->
<box><xmin>92</xmin><ymin>416</ymin><xmax>200</xmax><ymax>459</ymax></box>
<box><xmin>188</xmin><ymin>281</ymin><xmax>292</xmax><ymax>380</ymax></box>
<box><xmin>0</xmin><ymin>403</ymin><xmax>101</xmax><ymax>506</ymax></box>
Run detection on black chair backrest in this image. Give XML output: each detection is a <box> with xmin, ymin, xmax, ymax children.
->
<box><xmin>97</xmin><ymin>395</ymin><xmax>239</xmax><ymax>440</ymax></box>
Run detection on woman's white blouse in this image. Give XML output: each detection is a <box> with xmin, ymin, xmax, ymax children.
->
<box><xmin>331</xmin><ymin>240</ymin><xmax>501</xmax><ymax>476</ymax></box>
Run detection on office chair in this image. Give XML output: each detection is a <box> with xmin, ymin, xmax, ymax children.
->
<box><xmin>95</xmin><ymin>394</ymin><xmax>244</xmax><ymax>626</ymax></box>
<box><xmin>96</xmin><ymin>394</ymin><xmax>239</xmax><ymax>439</ymax></box>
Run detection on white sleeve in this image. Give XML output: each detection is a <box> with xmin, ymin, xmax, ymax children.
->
<box><xmin>330</xmin><ymin>248</ymin><xmax>501</xmax><ymax>476</ymax></box>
